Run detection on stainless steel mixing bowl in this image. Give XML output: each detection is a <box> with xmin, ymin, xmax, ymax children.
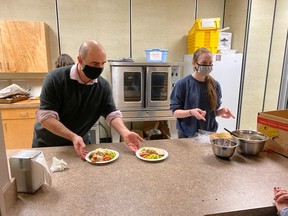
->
<box><xmin>231</xmin><ymin>130</ymin><xmax>269</xmax><ymax>155</ymax></box>
<box><xmin>211</xmin><ymin>138</ymin><xmax>238</xmax><ymax>158</ymax></box>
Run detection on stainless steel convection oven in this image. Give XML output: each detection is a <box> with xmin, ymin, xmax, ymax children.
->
<box><xmin>109</xmin><ymin>62</ymin><xmax>183</xmax><ymax>142</ymax></box>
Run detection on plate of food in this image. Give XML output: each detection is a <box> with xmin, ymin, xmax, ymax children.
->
<box><xmin>135</xmin><ymin>147</ymin><xmax>168</xmax><ymax>162</ymax></box>
<box><xmin>85</xmin><ymin>148</ymin><xmax>119</xmax><ymax>164</ymax></box>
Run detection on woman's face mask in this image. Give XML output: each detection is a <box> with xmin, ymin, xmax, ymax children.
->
<box><xmin>195</xmin><ymin>62</ymin><xmax>213</xmax><ymax>76</ymax></box>
<box><xmin>82</xmin><ymin>59</ymin><xmax>103</xmax><ymax>80</ymax></box>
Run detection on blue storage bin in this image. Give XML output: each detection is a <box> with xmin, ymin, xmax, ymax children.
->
<box><xmin>145</xmin><ymin>48</ymin><xmax>168</xmax><ymax>62</ymax></box>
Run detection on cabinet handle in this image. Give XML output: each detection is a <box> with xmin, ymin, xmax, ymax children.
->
<box><xmin>0</xmin><ymin>62</ymin><xmax>2</xmax><ymax>70</ymax></box>
<box><xmin>19</xmin><ymin>112</ymin><xmax>29</xmax><ymax>117</ymax></box>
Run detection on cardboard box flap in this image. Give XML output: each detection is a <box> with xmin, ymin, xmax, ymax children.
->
<box><xmin>258</xmin><ymin>110</ymin><xmax>288</xmax><ymax>119</ymax></box>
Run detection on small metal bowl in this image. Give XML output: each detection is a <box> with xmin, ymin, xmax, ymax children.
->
<box><xmin>211</xmin><ymin>138</ymin><xmax>238</xmax><ymax>159</ymax></box>
<box><xmin>231</xmin><ymin>130</ymin><xmax>269</xmax><ymax>155</ymax></box>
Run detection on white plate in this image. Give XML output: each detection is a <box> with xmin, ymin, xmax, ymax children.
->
<box><xmin>135</xmin><ymin>147</ymin><xmax>169</xmax><ymax>162</ymax></box>
<box><xmin>85</xmin><ymin>149</ymin><xmax>119</xmax><ymax>164</ymax></box>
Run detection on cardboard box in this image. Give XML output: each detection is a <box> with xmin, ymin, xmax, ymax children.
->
<box><xmin>132</xmin><ymin>130</ymin><xmax>144</xmax><ymax>138</ymax></box>
<box><xmin>120</xmin><ymin>129</ymin><xmax>144</xmax><ymax>142</ymax></box>
<box><xmin>257</xmin><ymin>110</ymin><xmax>288</xmax><ymax>157</ymax></box>
<box><xmin>143</xmin><ymin>121</ymin><xmax>171</xmax><ymax>140</ymax></box>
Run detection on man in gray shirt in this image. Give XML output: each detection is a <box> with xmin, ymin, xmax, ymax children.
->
<box><xmin>32</xmin><ymin>40</ymin><xmax>143</xmax><ymax>159</ymax></box>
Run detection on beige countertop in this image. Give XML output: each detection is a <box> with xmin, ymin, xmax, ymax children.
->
<box><xmin>0</xmin><ymin>99</ymin><xmax>40</xmax><ymax>109</ymax></box>
<box><xmin>6</xmin><ymin>138</ymin><xmax>288</xmax><ymax>216</ymax></box>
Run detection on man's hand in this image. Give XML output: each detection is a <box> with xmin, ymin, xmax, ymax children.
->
<box><xmin>122</xmin><ymin>131</ymin><xmax>144</xmax><ymax>152</ymax></box>
<box><xmin>72</xmin><ymin>135</ymin><xmax>88</xmax><ymax>160</ymax></box>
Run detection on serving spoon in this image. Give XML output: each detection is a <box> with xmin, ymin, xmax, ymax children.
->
<box><xmin>224</xmin><ymin>128</ymin><xmax>240</xmax><ymax>138</ymax></box>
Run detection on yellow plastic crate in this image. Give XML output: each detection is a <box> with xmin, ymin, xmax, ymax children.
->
<box><xmin>188</xmin><ymin>18</ymin><xmax>220</xmax><ymax>54</ymax></box>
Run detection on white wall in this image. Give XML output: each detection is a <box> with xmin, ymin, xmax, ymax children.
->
<box><xmin>264</xmin><ymin>0</ymin><xmax>288</xmax><ymax>111</ymax></box>
<box><xmin>240</xmin><ymin>0</ymin><xmax>275</xmax><ymax>129</ymax></box>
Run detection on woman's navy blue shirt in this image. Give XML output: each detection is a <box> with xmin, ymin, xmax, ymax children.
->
<box><xmin>170</xmin><ymin>74</ymin><xmax>222</xmax><ymax>137</ymax></box>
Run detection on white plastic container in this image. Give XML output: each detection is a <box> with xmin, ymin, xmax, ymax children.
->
<box><xmin>145</xmin><ymin>48</ymin><xmax>168</xmax><ymax>62</ymax></box>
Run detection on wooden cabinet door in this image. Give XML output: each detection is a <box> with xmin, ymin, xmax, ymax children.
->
<box><xmin>1</xmin><ymin>108</ymin><xmax>37</xmax><ymax>149</ymax></box>
<box><xmin>2</xmin><ymin>118</ymin><xmax>36</xmax><ymax>149</ymax></box>
<box><xmin>0</xmin><ymin>20</ymin><xmax>51</xmax><ymax>73</ymax></box>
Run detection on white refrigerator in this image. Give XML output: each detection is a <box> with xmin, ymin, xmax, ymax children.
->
<box><xmin>184</xmin><ymin>53</ymin><xmax>243</xmax><ymax>132</ymax></box>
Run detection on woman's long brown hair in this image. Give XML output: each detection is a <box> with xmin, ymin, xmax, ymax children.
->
<box><xmin>193</xmin><ymin>48</ymin><xmax>217</xmax><ymax>111</ymax></box>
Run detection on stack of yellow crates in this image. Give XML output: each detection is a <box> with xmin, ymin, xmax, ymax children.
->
<box><xmin>187</xmin><ymin>18</ymin><xmax>221</xmax><ymax>54</ymax></box>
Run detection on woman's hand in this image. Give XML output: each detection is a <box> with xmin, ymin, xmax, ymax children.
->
<box><xmin>217</xmin><ymin>108</ymin><xmax>235</xmax><ymax>119</ymax></box>
<box><xmin>274</xmin><ymin>187</ymin><xmax>288</xmax><ymax>213</ymax></box>
<box><xmin>190</xmin><ymin>108</ymin><xmax>206</xmax><ymax>121</ymax></box>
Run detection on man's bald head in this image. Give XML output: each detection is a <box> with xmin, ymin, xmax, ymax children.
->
<box><xmin>78</xmin><ymin>40</ymin><xmax>106</xmax><ymax>59</ymax></box>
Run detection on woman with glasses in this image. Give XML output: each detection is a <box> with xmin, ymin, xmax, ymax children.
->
<box><xmin>170</xmin><ymin>47</ymin><xmax>234</xmax><ymax>138</ymax></box>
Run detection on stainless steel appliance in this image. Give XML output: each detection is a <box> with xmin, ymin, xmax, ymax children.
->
<box><xmin>88</xmin><ymin>121</ymin><xmax>100</xmax><ymax>144</ymax></box>
<box><xmin>109</xmin><ymin>62</ymin><xmax>183</xmax><ymax>141</ymax></box>
<box><xmin>110</xmin><ymin>62</ymin><xmax>182</xmax><ymax>113</ymax></box>
<box><xmin>9</xmin><ymin>150</ymin><xmax>51</xmax><ymax>193</ymax></box>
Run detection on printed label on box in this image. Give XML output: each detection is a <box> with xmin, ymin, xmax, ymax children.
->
<box><xmin>201</xmin><ymin>18</ymin><xmax>215</xmax><ymax>28</ymax></box>
<box><xmin>149</xmin><ymin>52</ymin><xmax>162</xmax><ymax>61</ymax></box>
<box><xmin>257</xmin><ymin>117</ymin><xmax>288</xmax><ymax>132</ymax></box>
<box><xmin>257</xmin><ymin>113</ymin><xmax>288</xmax><ymax>157</ymax></box>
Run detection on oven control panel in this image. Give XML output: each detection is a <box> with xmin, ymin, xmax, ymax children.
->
<box><xmin>171</xmin><ymin>64</ymin><xmax>183</xmax><ymax>88</ymax></box>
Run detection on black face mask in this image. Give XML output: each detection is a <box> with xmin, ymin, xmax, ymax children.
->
<box><xmin>82</xmin><ymin>64</ymin><xmax>103</xmax><ymax>80</ymax></box>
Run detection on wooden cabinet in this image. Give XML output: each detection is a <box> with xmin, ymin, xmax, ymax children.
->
<box><xmin>1</xmin><ymin>108</ymin><xmax>37</xmax><ymax>149</ymax></box>
<box><xmin>0</xmin><ymin>20</ymin><xmax>51</xmax><ymax>72</ymax></box>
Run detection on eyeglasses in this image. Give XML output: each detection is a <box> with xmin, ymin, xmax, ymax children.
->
<box><xmin>196</xmin><ymin>62</ymin><xmax>213</xmax><ymax>67</ymax></box>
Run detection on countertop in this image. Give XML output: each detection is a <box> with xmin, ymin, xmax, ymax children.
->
<box><xmin>6</xmin><ymin>138</ymin><xmax>288</xmax><ymax>216</ymax></box>
<box><xmin>0</xmin><ymin>99</ymin><xmax>40</xmax><ymax>109</ymax></box>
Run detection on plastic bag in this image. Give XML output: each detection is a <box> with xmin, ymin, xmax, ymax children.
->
<box><xmin>192</xmin><ymin>129</ymin><xmax>213</xmax><ymax>144</ymax></box>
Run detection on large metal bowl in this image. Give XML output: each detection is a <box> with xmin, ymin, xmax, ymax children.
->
<box><xmin>211</xmin><ymin>138</ymin><xmax>238</xmax><ymax>158</ymax></box>
<box><xmin>231</xmin><ymin>130</ymin><xmax>269</xmax><ymax>155</ymax></box>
